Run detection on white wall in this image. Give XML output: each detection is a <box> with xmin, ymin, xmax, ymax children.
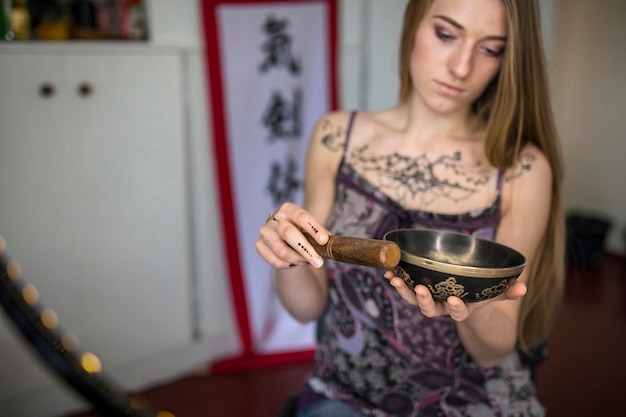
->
<box><xmin>147</xmin><ymin>0</ymin><xmax>203</xmax><ymax>47</ymax></box>
<box><xmin>551</xmin><ymin>0</ymin><xmax>626</xmax><ymax>254</ymax></box>
<box><xmin>339</xmin><ymin>0</ymin><xmax>408</xmax><ymax>111</ymax></box>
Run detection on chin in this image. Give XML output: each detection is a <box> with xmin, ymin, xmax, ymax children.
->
<box><xmin>428</xmin><ymin>102</ymin><xmax>465</xmax><ymax>115</ymax></box>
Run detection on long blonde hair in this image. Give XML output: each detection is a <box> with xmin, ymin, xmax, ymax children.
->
<box><xmin>398</xmin><ymin>0</ymin><xmax>565</xmax><ymax>351</ymax></box>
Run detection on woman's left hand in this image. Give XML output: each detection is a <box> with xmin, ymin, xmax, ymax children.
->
<box><xmin>383</xmin><ymin>271</ymin><xmax>527</xmax><ymax>321</ymax></box>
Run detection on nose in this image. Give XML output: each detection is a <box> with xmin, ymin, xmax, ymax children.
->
<box><xmin>448</xmin><ymin>44</ymin><xmax>473</xmax><ymax>79</ymax></box>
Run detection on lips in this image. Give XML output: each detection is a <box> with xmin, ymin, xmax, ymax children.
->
<box><xmin>435</xmin><ymin>80</ymin><xmax>465</xmax><ymax>95</ymax></box>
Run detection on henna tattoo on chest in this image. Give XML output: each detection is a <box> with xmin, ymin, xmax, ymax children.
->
<box><xmin>349</xmin><ymin>146</ymin><xmax>492</xmax><ymax>205</ymax></box>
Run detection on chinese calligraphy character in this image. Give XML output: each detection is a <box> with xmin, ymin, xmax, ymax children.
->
<box><xmin>267</xmin><ymin>156</ymin><xmax>301</xmax><ymax>205</ymax></box>
<box><xmin>258</xmin><ymin>15</ymin><xmax>301</xmax><ymax>75</ymax></box>
<box><xmin>262</xmin><ymin>88</ymin><xmax>302</xmax><ymax>141</ymax></box>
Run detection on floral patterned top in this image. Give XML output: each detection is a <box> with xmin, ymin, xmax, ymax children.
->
<box><xmin>297</xmin><ymin>113</ymin><xmax>544</xmax><ymax>417</ymax></box>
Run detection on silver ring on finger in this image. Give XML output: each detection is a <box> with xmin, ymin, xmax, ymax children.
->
<box><xmin>266</xmin><ymin>212</ymin><xmax>279</xmax><ymax>224</ymax></box>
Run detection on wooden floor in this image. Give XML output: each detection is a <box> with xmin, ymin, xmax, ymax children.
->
<box><xmin>68</xmin><ymin>254</ymin><xmax>626</xmax><ymax>417</ymax></box>
<box><xmin>535</xmin><ymin>253</ymin><xmax>626</xmax><ymax>416</ymax></box>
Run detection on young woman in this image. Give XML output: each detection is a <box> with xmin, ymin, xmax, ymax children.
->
<box><xmin>256</xmin><ymin>0</ymin><xmax>565</xmax><ymax>415</ymax></box>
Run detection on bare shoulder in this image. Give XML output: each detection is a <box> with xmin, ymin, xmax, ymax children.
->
<box><xmin>309</xmin><ymin>110</ymin><xmax>354</xmax><ymax>154</ymax></box>
<box><xmin>501</xmin><ymin>143</ymin><xmax>553</xmax><ymax>220</ymax></box>
<box><xmin>304</xmin><ymin>111</ymin><xmax>353</xmax><ymax>190</ymax></box>
<box><xmin>504</xmin><ymin>143</ymin><xmax>552</xmax><ymax>187</ymax></box>
<box><xmin>308</xmin><ymin>109</ymin><xmax>394</xmax><ymax>163</ymax></box>
<box><xmin>304</xmin><ymin>111</ymin><xmax>353</xmax><ymax>218</ymax></box>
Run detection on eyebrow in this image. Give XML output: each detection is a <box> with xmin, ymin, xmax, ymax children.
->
<box><xmin>433</xmin><ymin>15</ymin><xmax>507</xmax><ymax>41</ymax></box>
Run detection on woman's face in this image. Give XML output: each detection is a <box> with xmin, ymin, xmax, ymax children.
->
<box><xmin>410</xmin><ymin>0</ymin><xmax>507</xmax><ymax>115</ymax></box>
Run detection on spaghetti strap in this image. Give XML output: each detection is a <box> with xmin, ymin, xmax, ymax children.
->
<box><xmin>343</xmin><ymin>111</ymin><xmax>358</xmax><ymax>155</ymax></box>
<box><xmin>496</xmin><ymin>169</ymin><xmax>505</xmax><ymax>192</ymax></box>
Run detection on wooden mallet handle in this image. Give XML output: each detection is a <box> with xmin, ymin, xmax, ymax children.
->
<box><xmin>305</xmin><ymin>234</ymin><xmax>401</xmax><ymax>269</ymax></box>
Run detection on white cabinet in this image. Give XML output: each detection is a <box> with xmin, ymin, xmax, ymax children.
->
<box><xmin>0</xmin><ymin>46</ymin><xmax>235</xmax><ymax>417</ymax></box>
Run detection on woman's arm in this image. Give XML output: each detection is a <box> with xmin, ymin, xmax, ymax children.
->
<box><xmin>386</xmin><ymin>144</ymin><xmax>552</xmax><ymax>368</ymax></box>
<box><xmin>255</xmin><ymin>111</ymin><xmax>351</xmax><ymax>323</ymax></box>
<box><xmin>456</xmin><ymin>146</ymin><xmax>553</xmax><ymax>367</ymax></box>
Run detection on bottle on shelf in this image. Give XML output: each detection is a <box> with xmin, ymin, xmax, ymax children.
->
<box><xmin>0</xmin><ymin>0</ymin><xmax>13</xmax><ymax>41</ymax></box>
<box><xmin>11</xmin><ymin>0</ymin><xmax>32</xmax><ymax>40</ymax></box>
<box><xmin>33</xmin><ymin>0</ymin><xmax>70</xmax><ymax>41</ymax></box>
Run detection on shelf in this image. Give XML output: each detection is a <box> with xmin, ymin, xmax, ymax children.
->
<box><xmin>0</xmin><ymin>41</ymin><xmax>201</xmax><ymax>55</ymax></box>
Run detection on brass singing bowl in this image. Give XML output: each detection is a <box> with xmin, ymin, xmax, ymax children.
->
<box><xmin>384</xmin><ymin>228</ymin><xmax>527</xmax><ymax>303</ymax></box>
<box><xmin>305</xmin><ymin>228</ymin><xmax>526</xmax><ymax>303</ymax></box>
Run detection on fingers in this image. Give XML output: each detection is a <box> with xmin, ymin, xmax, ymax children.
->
<box><xmin>287</xmin><ymin>203</ymin><xmax>329</xmax><ymax>245</ymax></box>
<box><xmin>282</xmin><ymin>224</ymin><xmax>325</xmax><ymax>268</ymax></box>
<box><xmin>255</xmin><ymin>237</ymin><xmax>306</xmax><ymax>269</ymax></box>
<box><xmin>384</xmin><ymin>269</ymin><xmax>448</xmax><ymax>316</ymax></box>
<box><xmin>384</xmin><ymin>271</ymin><xmax>418</xmax><ymax>304</ymax></box>
<box><xmin>384</xmin><ymin>269</ymin><xmax>473</xmax><ymax>319</ymax></box>
<box><xmin>446</xmin><ymin>296</ymin><xmax>470</xmax><ymax>321</ymax></box>
<box><xmin>257</xmin><ymin>202</ymin><xmax>329</xmax><ymax>269</ymax></box>
<box><xmin>504</xmin><ymin>281</ymin><xmax>527</xmax><ymax>300</ymax></box>
<box><xmin>445</xmin><ymin>282</ymin><xmax>526</xmax><ymax>321</ymax></box>
<box><xmin>414</xmin><ymin>285</ymin><xmax>451</xmax><ymax>318</ymax></box>
<box><xmin>268</xmin><ymin>203</ymin><xmax>329</xmax><ymax>244</ymax></box>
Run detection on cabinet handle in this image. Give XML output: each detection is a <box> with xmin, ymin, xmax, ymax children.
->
<box><xmin>78</xmin><ymin>83</ymin><xmax>93</xmax><ymax>97</ymax></box>
<box><xmin>39</xmin><ymin>83</ymin><xmax>56</xmax><ymax>98</ymax></box>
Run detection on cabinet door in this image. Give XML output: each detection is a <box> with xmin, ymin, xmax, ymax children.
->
<box><xmin>0</xmin><ymin>53</ymin><xmax>194</xmax><ymax>413</ymax></box>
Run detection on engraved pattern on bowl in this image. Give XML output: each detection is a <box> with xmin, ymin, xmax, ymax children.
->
<box><xmin>384</xmin><ymin>229</ymin><xmax>526</xmax><ymax>303</ymax></box>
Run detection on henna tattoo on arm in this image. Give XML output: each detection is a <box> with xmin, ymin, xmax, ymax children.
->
<box><xmin>505</xmin><ymin>152</ymin><xmax>535</xmax><ymax>182</ymax></box>
<box><xmin>320</xmin><ymin>119</ymin><xmax>346</xmax><ymax>152</ymax></box>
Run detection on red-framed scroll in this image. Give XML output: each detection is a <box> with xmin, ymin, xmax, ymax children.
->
<box><xmin>200</xmin><ymin>0</ymin><xmax>338</xmax><ymax>372</ymax></box>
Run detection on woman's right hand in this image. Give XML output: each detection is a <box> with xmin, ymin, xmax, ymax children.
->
<box><xmin>255</xmin><ymin>202</ymin><xmax>330</xmax><ymax>270</ymax></box>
